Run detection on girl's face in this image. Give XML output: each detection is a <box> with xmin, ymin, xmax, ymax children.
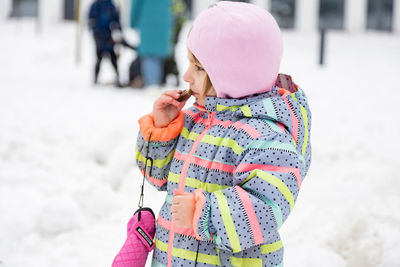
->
<box><xmin>183</xmin><ymin>51</ymin><xmax>216</xmax><ymax>106</ymax></box>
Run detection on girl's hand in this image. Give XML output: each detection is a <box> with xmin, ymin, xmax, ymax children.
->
<box><xmin>171</xmin><ymin>190</ymin><xmax>195</xmax><ymax>229</ymax></box>
<box><xmin>153</xmin><ymin>90</ymin><xmax>187</xmax><ymax>128</ymax></box>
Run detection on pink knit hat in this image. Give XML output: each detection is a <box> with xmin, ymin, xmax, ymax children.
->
<box><xmin>187</xmin><ymin>1</ymin><xmax>283</xmax><ymax>98</ymax></box>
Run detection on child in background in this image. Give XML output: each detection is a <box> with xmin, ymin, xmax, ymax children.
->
<box><xmin>136</xmin><ymin>1</ymin><xmax>311</xmax><ymax>266</ymax></box>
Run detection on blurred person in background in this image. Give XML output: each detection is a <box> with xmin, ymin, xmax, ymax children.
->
<box><xmin>162</xmin><ymin>0</ymin><xmax>187</xmax><ymax>87</ymax></box>
<box><xmin>130</xmin><ymin>0</ymin><xmax>173</xmax><ymax>88</ymax></box>
<box><xmin>88</xmin><ymin>0</ymin><xmax>122</xmax><ymax>87</ymax></box>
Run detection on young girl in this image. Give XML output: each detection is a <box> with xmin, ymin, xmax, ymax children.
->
<box><xmin>136</xmin><ymin>2</ymin><xmax>311</xmax><ymax>266</ymax></box>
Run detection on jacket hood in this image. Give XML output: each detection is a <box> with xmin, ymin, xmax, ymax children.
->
<box><xmin>203</xmin><ymin>74</ymin><xmax>311</xmax><ymax>139</ymax></box>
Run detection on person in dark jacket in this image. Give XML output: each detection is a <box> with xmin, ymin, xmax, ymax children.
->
<box><xmin>88</xmin><ymin>0</ymin><xmax>121</xmax><ymax>86</ymax></box>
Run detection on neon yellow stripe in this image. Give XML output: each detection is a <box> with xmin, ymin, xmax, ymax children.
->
<box><xmin>201</xmin><ymin>135</ymin><xmax>244</xmax><ymax>155</ymax></box>
<box><xmin>290</xmin><ymin>93</ymin><xmax>309</xmax><ymax>155</ymax></box>
<box><xmin>181</xmin><ymin>129</ymin><xmax>245</xmax><ymax>155</ymax></box>
<box><xmin>216</xmin><ymin>104</ymin><xmax>240</xmax><ymax>113</ymax></box>
<box><xmin>214</xmin><ymin>191</ymin><xmax>242</xmax><ymax>252</ymax></box>
<box><xmin>299</xmin><ymin>104</ymin><xmax>309</xmax><ymax>155</ymax></box>
<box><xmin>261</xmin><ymin>240</ymin><xmax>283</xmax><ymax>254</ymax></box>
<box><xmin>240</xmin><ymin>105</ymin><xmax>252</xmax><ymax>117</ymax></box>
<box><xmin>242</xmin><ymin>170</ymin><xmax>294</xmax><ymax>211</ymax></box>
<box><xmin>168</xmin><ymin>172</ymin><xmax>180</xmax><ymax>183</ymax></box>
<box><xmin>181</xmin><ymin>127</ymin><xmax>199</xmax><ymax>141</ymax></box>
<box><xmin>168</xmin><ymin>172</ymin><xmax>230</xmax><ymax>192</ymax></box>
<box><xmin>186</xmin><ymin>177</ymin><xmax>230</xmax><ymax>192</ymax></box>
<box><xmin>155</xmin><ymin>238</ymin><xmax>169</xmax><ymax>251</ymax></box>
<box><xmin>155</xmin><ymin>238</ymin><xmax>221</xmax><ymax>266</ymax></box>
<box><xmin>230</xmin><ymin>257</ymin><xmax>262</xmax><ymax>267</ymax></box>
<box><xmin>136</xmin><ymin>149</ymin><xmax>175</xmax><ymax>169</ymax></box>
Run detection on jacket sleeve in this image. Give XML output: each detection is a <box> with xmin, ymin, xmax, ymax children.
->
<box><xmin>110</xmin><ymin>4</ymin><xmax>121</xmax><ymax>31</ymax></box>
<box><xmin>136</xmin><ymin>112</ymin><xmax>184</xmax><ymax>191</ymax></box>
<box><xmin>192</xmin><ymin>134</ymin><xmax>308</xmax><ymax>253</ymax></box>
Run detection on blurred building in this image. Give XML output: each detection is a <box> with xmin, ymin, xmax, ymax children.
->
<box><xmin>0</xmin><ymin>0</ymin><xmax>131</xmax><ymax>26</ymax></box>
<box><xmin>1</xmin><ymin>0</ymin><xmax>399</xmax><ymax>33</ymax></box>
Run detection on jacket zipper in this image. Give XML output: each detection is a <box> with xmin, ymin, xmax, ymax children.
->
<box><xmin>167</xmin><ymin>110</ymin><xmax>215</xmax><ymax>267</ymax></box>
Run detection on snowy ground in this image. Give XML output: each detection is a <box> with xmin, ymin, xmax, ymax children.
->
<box><xmin>1</xmin><ymin>20</ymin><xmax>400</xmax><ymax>267</ymax></box>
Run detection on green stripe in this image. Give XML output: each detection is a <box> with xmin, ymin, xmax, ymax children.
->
<box><xmin>216</xmin><ymin>104</ymin><xmax>240</xmax><ymax>113</ymax></box>
<box><xmin>299</xmin><ymin>104</ymin><xmax>309</xmax><ymax>155</ymax></box>
<box><xmin>242</xmin><ymin>170</ymin><xmax>295</xmax><ymax>211</ymax></box>
<box><xmin>240</xmin><ymin>105</ymin><xmax>252</xmax><ymax>117</ymax></box>
<box><xmin>136</xmin><ymin>149</ymin><xmax>175</xmax><ymax>169</ymax></box>
<box><xmin>261</xmin><ymin>240</ymin><xmax>283</xmax><ymax>254</ymax></box>
<box><xmin>181</xmin><ymin>127</ymin><xmax>199</xmax><ymax>141</ymax></box>
<box><xmin>168</xmin><ymin>172</ymin><xmax>180</xmax><ymax>183</ymax></box>
<box><xmin>246</xmin><ymin>140</ymin><xmax>305</xmax><ymax>164</ymax></box>
<box><xmin>155</xmin><ymin>238</ymin><xmax>221</xmax><ymax>265</ymax></box>
<box><xmin>230</xmin><ymin>257</ymin><xmax>262</xmax><ymax>267</ymax></box>
<box><xmin>168</xmin><ymin>172</ymin><xmax>230</xmax><ymax>192</ymax></box>
<box><xmin>186</xmin><ymin>177</ymin><xmax>230</xmax><ymax>192</ymax></box>
<box><xmin>242</xmin><ymin>184</ymin><xmax>283</xmax><ymax>229</ymax></box>
<box><xmin>151</xmin><ymin>260</ymin><xmax>167</xmax><ymax>267</ymax></box>
<box><xmin>263</xmin><ymin>99</ymin><xmax>278</xmax><ymax>120</ymax></box>
<box><xmin>247</xmin><ymin>140</ymin><xmax>297</xmax><ymax>154</ymax></box>
<box><xmin>201</xmin><ymin>135</ymin><xmax>244</xmax><ymax>155</ymax></box>
<box><xmin>165</xmin><ymin>194</ymin><xmax>173</xmax><ymax>205</ymax></box>
<box><xmin>214</xmin><ymin>191</ymin><xmax>242</xmax><ymax>252</ymax></box>
<box><xmin>264</xmin><ymin>119</ymin><xmax>284</xmax><ymax>133</ymax></box>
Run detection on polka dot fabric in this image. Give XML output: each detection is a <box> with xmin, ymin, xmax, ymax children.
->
<box><xmin>136</xmin><ymin>74</ymin><xmax>311</xmax><ymax>266</ymax></box>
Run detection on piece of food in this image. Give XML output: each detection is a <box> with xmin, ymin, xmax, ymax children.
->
<box><xmin>177</xmin><ymin>89</ymin><xmax>192</xmax><ymax>102</ymax></box>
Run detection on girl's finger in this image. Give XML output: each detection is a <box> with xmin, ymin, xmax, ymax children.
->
<box><xmin>162</xmin><ymin>95</ymin><xmax>181</xmax><ymax>107</ymax></box>
<box><xmin>162</xmin><ymin>90</ymin><xmax>181</xmax><ymax>99</ymax></box>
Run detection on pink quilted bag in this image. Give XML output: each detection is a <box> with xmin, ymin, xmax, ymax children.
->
<box><xmin>112</xmin><ymin>207</ymin><xmax>156</xmax><ymax>267</ymax></box>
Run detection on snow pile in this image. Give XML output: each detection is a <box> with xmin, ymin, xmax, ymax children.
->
<box><xmin>1</xmin><ymin>21</ymin><xmax>400</xmax><ymax>267</ymax></box>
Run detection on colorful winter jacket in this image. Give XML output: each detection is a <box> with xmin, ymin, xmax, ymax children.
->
<box><xmin>136</xmin><ymin>74</ymin><xmax>311</xmax><ymax>267</ymax></box>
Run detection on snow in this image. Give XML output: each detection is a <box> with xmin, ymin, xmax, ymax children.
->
<box><xmin>1</xmin><ymin>20</ymin><xmax>400</xmax><ymax>267</ymax></box>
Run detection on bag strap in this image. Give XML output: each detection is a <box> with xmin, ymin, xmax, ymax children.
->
<box><xmin>138</xmin><ymin>133</ymin><xmax>153</xmax><ymax>208</ymax></box>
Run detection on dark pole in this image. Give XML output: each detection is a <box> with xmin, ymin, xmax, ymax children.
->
<box><xmin>319</xmin><ymin>27</ymin><xmax>326</xmax><ymax>66</ymax></box>
<box><xmin>75</xmin><ymin>0</ymin><xmax>82</xmax><ymax>64</ymax></box>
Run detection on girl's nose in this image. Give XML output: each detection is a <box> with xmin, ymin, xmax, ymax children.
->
<box><xmin>183</xmin><ymin>68</ymin><xmax>192</xmax><ymax>83</ymax></box>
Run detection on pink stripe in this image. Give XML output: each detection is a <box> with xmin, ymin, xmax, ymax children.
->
<box><xmin>141</xmin><ymin>170</ymin><xmax>168</xmax><ymax>187</ymax></box>
<box><xmin>282</xmin><ymin>97</ymin><xmax>298</xmax><ymax>142</ymax></box>
<box><xmin>184</xmin><ymin>109</ymin><xmax>203</xmax><ymax>124</ymax></box>
<box><xmin>167</xmin><ymin>225</ymin><xmax>174</xmax><ymax>267</ymax></box>
<box><xmin>184</xmin><ymin>109</ymin><xmax>261</xmax><ymax>139</ymax></box>
<box><xmin>235</xmin><ymin>163</ymin><xmax>302</xmax><ymax>188</ymax></box>
<box><xmin>176</xmin><ymin>150</ymin><xmax>234</xmax><ymax>173</ymax></box>
<box><xmin>191</xmin><ymin>156</ymin><xmax>235</xmax><ymax>173</ymax></box>
<box><xmin>213</xmin><ymin>118</ymin><xmax>261</xmax><ymax>139</ymax></box>
<box><xmin>157</xmin><ymin>216</ymin><xmax>196</xmax><ymax>237</ymax></box>
<box><xmin>236</xmin><ymin>186</ymin><xmax>264</xmax><ymax>245</ymax></box>
<box><xmin>174</xmin><ymin>150</ymin><xmax>188</xmax><ymax>161</ymax></box>
<box><xmin>276</xmin><ymin>122</ymin><xmax>286</xmax><ymax>134</ymax></box>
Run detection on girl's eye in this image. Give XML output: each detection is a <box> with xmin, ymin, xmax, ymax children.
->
<box><xmin>195</xmin><ymin>65</ymin><xmax>204</xmax><ymax>71</ymax></box>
